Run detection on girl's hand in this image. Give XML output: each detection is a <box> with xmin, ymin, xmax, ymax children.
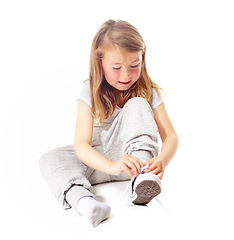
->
<box><xmin>108</xmin><ymin>155</ymin><xmax>144</xmax><ymax>177</ymax></box>
<box><xmin>144</xmin><ymin>156</ymin><xmax>165</xmax><ymax>180</ymax></box>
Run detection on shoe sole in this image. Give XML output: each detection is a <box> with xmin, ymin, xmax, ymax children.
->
<box><xmin>132</xmin><ymin>180</ymin><xmax>161</xmax><ymax>205</ymax></box>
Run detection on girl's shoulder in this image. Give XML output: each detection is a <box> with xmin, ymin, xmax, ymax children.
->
<box><xmin>77</xmin><ymin>80</ymin><xmax>91</xmax><ymax>107</ymax></box>
<box><xmin>151</xmin><ymin>88</ymin><xmax>164</xmax><ymax>109</ymax></box>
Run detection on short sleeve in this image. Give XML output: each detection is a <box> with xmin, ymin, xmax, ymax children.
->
<box><xmin>151</xmin><ymin>88</ymin><xmax>164</xmax><ymax>109</ymax></box>
<box><xmin>77</xmin><ymin>80</ymin><xmax>92</xmax><ymax>107</ymax></box>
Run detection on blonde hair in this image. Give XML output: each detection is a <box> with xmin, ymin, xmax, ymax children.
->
<box><xmin>89</xmin><ymin>19</ymin><xmax>162</xmax><ymax>124</ymax></box>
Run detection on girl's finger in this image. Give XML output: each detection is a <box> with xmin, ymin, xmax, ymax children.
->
<box><xmin>152</xmin><ymin>167</ymin><xmax>161</xmax><ymax>175</ymax></box>
<box><xmin>129</xmin><ymin>155</ymin><xmax>144</xmax><ymax>168</ymax></box>
<box><xmin>157</xmin><ymin>172</ymin><xmax>163</xmax><ymax>180</ymax></box>
<box><xmin>123</xmin><ymin>163</ymin><xmax>134</xmax><ymax>177</ymax></box>
<box><xmin>131</xmin><ymin>159</ymin><xmax>143</xmax><ymax>173</ymax></box>
<box><xmin>148</xmin><ymin>161</ymin><xmax>157</xmax><ymax>171</ymax></box>
<box><xmin>125</xmin><ymin>160</ymin><xmax>139</xmax><ymax>176</ymax></box>
<box><xmin>127</xmin><ymin>156</ymin><xmax>143</xmax><ymax>174</ymax></box>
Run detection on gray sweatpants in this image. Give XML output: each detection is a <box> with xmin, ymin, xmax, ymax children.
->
<box><xmin>39</xmin><ymin>97</ymin><xmax>159</xmax><ymax>209</ymax></box>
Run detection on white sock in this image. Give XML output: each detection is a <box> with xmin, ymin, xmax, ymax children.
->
<box><xmin>76</xmin><ymin>197</ymin><xmax>111</xmax><ymax>227</ymax></box>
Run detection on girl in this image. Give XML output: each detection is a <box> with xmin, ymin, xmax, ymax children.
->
<box><xmin>39</xmin><ymin>19</ymin><xmax>178</xmax><ymax>227</ymax></box>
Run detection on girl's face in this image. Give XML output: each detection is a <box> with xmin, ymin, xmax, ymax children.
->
<box><xmin>101</xmin><ymin>48</ymin><xmax>142</xmax><ymax>91</ymax></box>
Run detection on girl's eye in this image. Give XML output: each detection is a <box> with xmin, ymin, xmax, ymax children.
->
<box><xmin>112</xmin><ymin>62</ymin><xmax>141</xmax><ymax>70</ymax></box>
<box><xmin>113</xmin><ymin>67</ymin><xmax>121</xmax><ymax>70</ymax></box>
<box><xmin>130</xmin><ymin>63</ymin><xmax>140</xmax><ymax>69</ymax></box>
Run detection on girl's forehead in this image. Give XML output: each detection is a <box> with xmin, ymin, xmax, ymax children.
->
<box><xmin>103</xmin><ymin>48</ymin><xmax>142</xmax><ymax>64</ymax></box>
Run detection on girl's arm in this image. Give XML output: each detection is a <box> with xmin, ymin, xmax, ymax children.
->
<box><xmin>74</xmin><ymin>99</ymin><xmax>143</xmax><ymax>177</ymax></box>
<box><xmin>144</xmin><ymin>102</ymin><xmax>179</xmax><ymax>179</ymax></box>
<box><xmin>74</xmin><ymin>99</ymin><xmax>111</xmax><ymax>173</ymax></box>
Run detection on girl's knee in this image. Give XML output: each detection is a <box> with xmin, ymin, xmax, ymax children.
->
<box><xmin>38</xmin><ymin>147</ymin><xmax>63</xmax><ymax>175</ymax></box>
<box><xmin>123</xmin><ymin>97</ymin><xmax>152</xmax><ymax>116</ymax></box>
<box><xmin>38</xmin><ymin>149</ymin><xmax>54</xmax><ymax>175</ymax></box>
<box><xmin>124</xmin><ymin>97</ymin><xmax>150</xmax><ymax>110</ymax></box>
<box><xmin>39</xmin><ymin>145</ymin><xmax>74</xmax><ymax>170</ymax></box>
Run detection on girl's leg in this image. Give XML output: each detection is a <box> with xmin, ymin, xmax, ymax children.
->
<box><xmin>104</xmin><ymin>98</ymin><xmax>161</xmax><ymax>204</ymax></box>
<box><xmin>39</xmin><ymin>98</ymin><xmax>158</xmax><ymax>225</ymax></box>
<box><xmin>120</xmin><ymin>97</ymin><xmax>159</xmax><ymax>162</ymax></box>
<box><xmin>97</xmin><ymin>97</ymin><xmax>159</xmax><ymax>167</ymax></box>
<box><xmin>39</xmin><ymin>145</ymin><xmax>94</xmax><ymax>209</ymax></box>
<box><xmin>39</xmin><ymin>145</ymin><xmax>110</xmax><ymax>227</ymax></box>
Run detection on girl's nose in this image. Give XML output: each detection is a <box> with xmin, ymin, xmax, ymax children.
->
<box><xmin>121</xmin><ymin>66</ymin><xmax>131</xmax><ymax>80</ymax></box>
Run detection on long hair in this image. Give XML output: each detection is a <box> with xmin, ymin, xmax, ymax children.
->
<box><xmin>89</xmin><ymin>19</ymin><xmax>162</xmax><ymax>124</ymax></box>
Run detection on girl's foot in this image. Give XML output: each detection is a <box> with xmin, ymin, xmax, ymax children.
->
<box><xmin>77</xmin><ymin>196</ymin><xmax>111</xmax><ymax>227</ymax></box>
<box><xmin>131</xmin><ymin>172</ymin><xmax>162</xmax><ymax>205</ymax></box>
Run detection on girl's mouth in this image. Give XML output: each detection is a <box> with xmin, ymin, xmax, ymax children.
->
<box><xmin>118</xmin><ymin>80</ymin><xmax>131</xmax><ymax>85</ymax></box>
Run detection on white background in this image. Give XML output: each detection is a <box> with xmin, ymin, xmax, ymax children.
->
<box><xmin>1</xmin><ymin>0</ymin><xmax>234</xmax><ymax>239</ymax></box>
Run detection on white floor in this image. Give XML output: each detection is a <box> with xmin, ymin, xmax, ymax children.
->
<box><xmin>1</xmin><ymin>140</ymin><xmax>233</xmax><ymax>239</ymax></box>
<box><xmin>1</xmin><ymin>1</ymin><xmax>234</xmax><ymax>239</ymax></box>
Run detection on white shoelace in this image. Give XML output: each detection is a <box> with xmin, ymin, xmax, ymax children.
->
<box><xmin>140</xmin><ymin>164</ymin><xmax>149</xmax><ymax>173</ymax></box>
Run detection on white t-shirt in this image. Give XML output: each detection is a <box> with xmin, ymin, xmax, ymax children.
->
<box><xmin>78</xmin><ymin>80</ymin><xmax>164</xmax><ymax>139</ymax></box>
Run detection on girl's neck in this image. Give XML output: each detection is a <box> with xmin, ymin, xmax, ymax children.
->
<box><xmin>117</xmin><ymin>94</ymin><xmax>124</xmax><ymax>108</ymax></box>
<box><xmin>106</xmin><ymin>82</ymin><xmax>125</xmax><ymax>108</ymax></box>
<box><xmin>114</xmin><ymin>89</ymin><xmax>125</xmax><ymax>108</ymax></box>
